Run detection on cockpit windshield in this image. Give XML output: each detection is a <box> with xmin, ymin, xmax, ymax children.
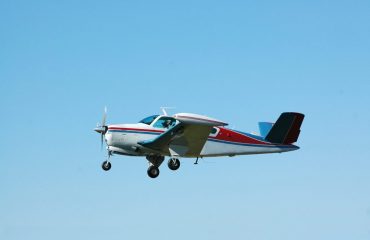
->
<box><xmin>139</xmin><ymin>115</ymin><xmax>159</xmax><ymax>125</ymax></box>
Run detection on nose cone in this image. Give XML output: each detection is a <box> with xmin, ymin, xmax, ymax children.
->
<box><xmin>94</xmin><ymin>126</ymin><xmax>108</xmax><ymax>134</ymax></box>
<box><xmin>94</xmin><ymin>127</ymin><xmax>103</xmax><ymax>133</ymax></box>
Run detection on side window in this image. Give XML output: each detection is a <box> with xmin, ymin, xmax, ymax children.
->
<box><xmin>209</xmin><ymin>127</ymin><xmax>219</xmax><ymax>137</ymax></box>
<box><xmin>153</xmin><ymin>117</ymin><xmax>177</xmax><ymax>129</ymax></box>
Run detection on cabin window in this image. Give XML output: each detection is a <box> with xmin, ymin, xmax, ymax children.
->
<box><xmin>209</xmin><ymin>127</ymin><xmax>219</xmax><ymax>137</ymax></box>
<box><xmin>153</xmin><ymin>117</ymin><xmax>177</xmax><ymax>129</ymax></box>
<box><xmin>211</xmin><ymin>127</ymin><xmax>217</xmax><ymax>134</ymax></box>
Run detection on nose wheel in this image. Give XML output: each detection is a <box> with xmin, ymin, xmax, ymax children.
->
<box><xmin>168</xmin><ymin>158</ymin><xmax>180</xmax><ymax>171</ymax></box>
<box><xmin>101</xmin><ymin>160</ymin><xmax>111</xmax><ymax>171</ymax></box>
<box><xmin>147</xmin><ymin>166</ymin><xmax>160</xmax><ymax>178</ymax></box>
<box><xmin>101</xmin><ymin>150</ymin><xmax>112</xmax><ymax>171</ymax></box>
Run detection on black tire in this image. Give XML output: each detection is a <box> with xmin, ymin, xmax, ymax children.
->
<box><xmin>168</xmin><ymin>158</ymin><xmax>180</xmax><ymax>171</ymax></box>
<box><xmin>102</xmin><ymin>161</ymin><xmax>111</xmax><ymax>171</ymax></box>
<box><xmin>147</xmin><ymin>166</ymin><xmax>160</xmax><ymax>178</ymax></box>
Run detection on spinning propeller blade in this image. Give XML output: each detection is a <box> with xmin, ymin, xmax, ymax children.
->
<box><xmin>94</xmin><ymin>107</ymin><xmax>108</xmax><ymax>150</ymax></box>
<box><xmin>100</xmin><ymin>132</ymin><xmax>104</xmax><ymax>150</ymax></box>
<box><xmin>102</xmin><ymin>106</ymin><xmax>107</xmax><ymax>127</ymax></box>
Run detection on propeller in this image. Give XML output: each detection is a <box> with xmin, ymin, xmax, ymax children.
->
<box><xmin>94</xmin><ymin>107</ymin><xmax>108</xmax><ymax>149</ymax></box>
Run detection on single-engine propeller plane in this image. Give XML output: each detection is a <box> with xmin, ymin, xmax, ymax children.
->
<box><xmin>94</xmin><ymin>108</ymin><xmax>304</xmax><ymax>178</ymax></box>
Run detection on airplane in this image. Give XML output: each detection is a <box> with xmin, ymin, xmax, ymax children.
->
<box><xmin>94</xmin><ymin>108</ymin><xmax>305</xmax><ymax>178</ymax></box>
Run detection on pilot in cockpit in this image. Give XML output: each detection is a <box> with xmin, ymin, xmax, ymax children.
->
<box><xmin>162</xmin><ymin>119</ymin><xmax>174</xmax><ymax>129</ymax></box>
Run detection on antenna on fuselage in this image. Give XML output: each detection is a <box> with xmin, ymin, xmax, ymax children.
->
<box><xmin>160</xmin><ymin>107</ymin><xmax>175</xmax><ymax>116</ymax></box>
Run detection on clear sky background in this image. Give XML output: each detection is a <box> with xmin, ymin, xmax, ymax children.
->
<box><xmin>1</xmin><ymin>0</ymin><xmax>370</xmax><ymax>239</ymax></box>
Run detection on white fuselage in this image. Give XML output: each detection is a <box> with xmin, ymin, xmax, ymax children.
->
<box><xmin>105</xmin><ymin>121</ymin><xmax>298</xmax><ymax>158</ymax></box>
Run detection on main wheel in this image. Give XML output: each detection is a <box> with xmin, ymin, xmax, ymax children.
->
<box><xmin>147</xmin><ymin>166</ymin><xmax>160</xmax><ymax>178</ymax></box>
<box><xmin>102</xmin><ymin>161</ymin><xmax>111</xmax><ymax>171</ymax></box>
<box><xmin>168</xmin><ymin>158</ymin><xmax>180</xmax><ymax>171</ymax></box>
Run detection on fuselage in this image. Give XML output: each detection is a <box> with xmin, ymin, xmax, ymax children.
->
<box><xmin>104</xmin><ymin>115</ymin><xmax>299</xmax><ymax>158</ymax></box>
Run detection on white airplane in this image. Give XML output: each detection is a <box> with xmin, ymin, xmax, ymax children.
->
<box><xmin>94</xmin><ymin>108</ymin><xmax>304</xmax><ymax>178</ymax></box>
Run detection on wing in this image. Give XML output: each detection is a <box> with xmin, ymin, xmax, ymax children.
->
<box><xmin>138</xmin><ymin>113</ymin><xmax>227</xmax><ymax>157</ymax></box>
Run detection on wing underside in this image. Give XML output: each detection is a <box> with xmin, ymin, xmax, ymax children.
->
<box><xmin>138</xmin><ymin>123</ymin><xmax>212</xmax><ymax>157</ymax></box>
<box><xmin>138</xmin><ymin>113</ymin><xmax>227</xmax><ymax>157</ymax></box>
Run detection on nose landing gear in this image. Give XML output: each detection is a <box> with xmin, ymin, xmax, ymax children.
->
<box><xmin>101</xmin><ymin>150</ymin><xmax>112</xmax><ymax>171</ymax></box>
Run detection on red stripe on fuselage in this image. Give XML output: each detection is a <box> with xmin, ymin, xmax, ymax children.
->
<box><xmin>108</xmin><ymin>127</ymin><xmax>271</xmax><ymax>145</ymax></box>
<box><xmin>108</xmin><ymin>127</ymin><xmax>164</xmax><ymax>133</ymax></box>
<box><xmin>212</xmin><ymin>127</ymin><xmax>271</xmax><ymax>145</ymax></box>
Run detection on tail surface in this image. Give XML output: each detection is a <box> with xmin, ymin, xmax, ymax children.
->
<box><xmin>264</xmin><ymin>112</ymin><xmax>305</xmax><ymax>144</ymax></box>
<box><xmin>258</xmin><ymin>122</ymin><xmax>274</xmax><ymax>138</ymax></box>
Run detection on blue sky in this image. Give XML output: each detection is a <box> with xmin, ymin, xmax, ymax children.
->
<box><xmin>1</xmin><ymin>0</ymin><xmax>370</xmax><ymax>239</ymax></box>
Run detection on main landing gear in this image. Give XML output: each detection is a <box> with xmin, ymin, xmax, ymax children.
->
<box><xmin>147</xmin><ymin>166</ymin><xmax>160</xmax><ymax>178</ymax></box>
<box><xmin>145</xmin><ymin>156</ymin><xmax>181</xmax><ymax>178</ymax></box>
<box><xmin>146</xmin><ymin>155</ymin><xmax>164</xmax><ymax>178</ymax></box>
<box><xmin>168</xmin><ymin>158</ymin><xmax>180</xmax><ymax>171</ymax></box>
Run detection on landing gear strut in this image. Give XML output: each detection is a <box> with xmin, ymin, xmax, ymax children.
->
<box><xmin>168</xmin><ymin>158</ymin><xmax>180</xmax><ymax>171</ymax></box>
